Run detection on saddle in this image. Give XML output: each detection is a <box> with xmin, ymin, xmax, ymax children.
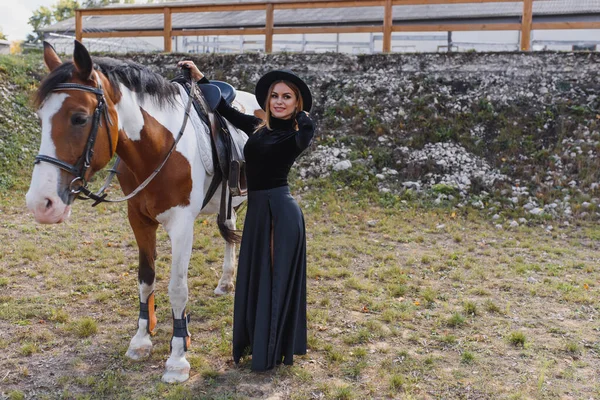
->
<box><xmin>171</xmin><ymin>75</ymin><xmax>247</xmax><ymax>212</ymax></box>
<box><xmin>195</xmin><ymin>80</ymin><xmax>237</xmax><ymax>111</ymax></box>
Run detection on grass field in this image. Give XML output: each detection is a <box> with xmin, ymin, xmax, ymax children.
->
<box><xmin>1</xmin><ymin>175</ymin><xmax>600</xmax><ymax>400</ymax></box>
<box><xmin>1</xmin><ymin>51</ymin><xmax>600</xmax><ymax>400</ymax></box>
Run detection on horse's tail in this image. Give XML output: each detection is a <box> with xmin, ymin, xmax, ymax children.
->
<box><xmin>218</xmin><ymin>217</ymin><xmax>241</xmax><ymax>244</ymax></box>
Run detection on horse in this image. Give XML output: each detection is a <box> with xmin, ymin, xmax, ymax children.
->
<box><xmin>25</xmin><ymin>40</ymin><xmax>259</xmax><ymax>382</ymax></box>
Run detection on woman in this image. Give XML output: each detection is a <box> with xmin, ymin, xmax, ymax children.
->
<box><xmin>177</xmin><ymin>61</ymin><xmax>315</xmax><ymax>371</ymax></box>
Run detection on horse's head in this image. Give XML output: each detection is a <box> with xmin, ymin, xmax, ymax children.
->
<box><xmin>26</xmin><ymin>41</ymin><xmax>119</xmax><ymax>223</ymax></box>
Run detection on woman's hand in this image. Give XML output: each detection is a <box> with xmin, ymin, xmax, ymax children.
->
<box><xmin>295</xmin><ymin>110</ymin><xmax>310</xmax><ymax>120</ymax></box>
<box><xmin>295</xmin><ymin>110</ymin><xmax>314</xmax><ymax>132</ymax></box>
<box><xmin>177</xmin><ymin>60</ymin><xmax>204</xmax><ymax>82</ymax></box>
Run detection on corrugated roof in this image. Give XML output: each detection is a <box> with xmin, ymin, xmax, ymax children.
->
<box><xmin>45</xmin><ymin>34</ymin><xmax>160</xmax><ymax>52</ymax></box>
<box><xmin>42</xmin><ymin>0</ymin><xmax>600</xmax><ymax>33</ymax></box>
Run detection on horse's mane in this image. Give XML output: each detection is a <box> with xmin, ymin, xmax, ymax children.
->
<box><xmin>35</xmin><ymin>57</ymin><xmax>178</xmax><ymax>108</ymax></box>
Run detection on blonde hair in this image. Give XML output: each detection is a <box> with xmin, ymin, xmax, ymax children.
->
<box><xmin>255</xmin><ymin>80</ymin><xmax>304</xmax><ymax>132</ymax></box>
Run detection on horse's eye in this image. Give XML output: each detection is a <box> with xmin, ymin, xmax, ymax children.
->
<box><xmin>71</xmin><ymin>114</ymin><xmax>89</xmax><ymax>126</ymax></box>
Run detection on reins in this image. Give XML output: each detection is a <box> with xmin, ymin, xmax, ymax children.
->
<box><xmin>34</xmin><ymin>69</ymin><xmax>197</xmax><ymax>207</ymax></box>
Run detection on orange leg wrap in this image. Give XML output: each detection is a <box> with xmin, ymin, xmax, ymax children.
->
<box><xmin>146</xmin><ymin>292</ymin><xmax>157</xmax><ymax>336</ymax></box>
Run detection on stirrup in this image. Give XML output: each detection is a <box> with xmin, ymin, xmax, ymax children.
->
<box><xmin>229</xmin><ymin>160</ymin><xmax>247</xmax><ymax>197</ymax></box>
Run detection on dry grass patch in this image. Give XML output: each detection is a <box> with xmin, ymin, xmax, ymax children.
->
<box><xmin>1</xmin><ymin>185</ymin><xmax>599</xmax><ymax>399</ymax></box>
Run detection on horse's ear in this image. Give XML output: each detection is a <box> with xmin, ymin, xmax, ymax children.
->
<box><xmin>43</xmin><ymin>41</ymin><xmax>62</xmax><ymax>72</ymax></box>
<box><xmin>73</xmin><ymin>40</ymin><xmax>93</xmax><ymax>81</ymax></box>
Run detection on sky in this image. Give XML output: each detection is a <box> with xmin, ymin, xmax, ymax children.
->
<box><xmin>0</xmin><ymin>0</ymin><xmax>62</xmax><ymax>41</ymax></box>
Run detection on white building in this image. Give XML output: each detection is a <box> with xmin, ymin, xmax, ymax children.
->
<box><xmin>0</xmin><ymin>39</ymin><xmax>10</xmax><ymax>54</ymax></box>
<box><xmin>41</xmin><ymin>0</ymin><xmax>600</xmax><ymax>54</ymax></box>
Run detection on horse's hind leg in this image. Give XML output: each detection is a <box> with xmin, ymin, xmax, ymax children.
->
<box><xmin>214</xmin><ymin>210</ymin><xmax>237</xmax><ymax>295</ymax></box>
<box><xmin>125</xmin><ymin>209</ymin><xmax>159</xmax><ymax>361</ymax></box>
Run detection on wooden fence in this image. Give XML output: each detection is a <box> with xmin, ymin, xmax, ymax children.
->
<box><xmin>75</xmin><ymin>0</ymin><xmax>600</xmax><ymax>53</ymax></box>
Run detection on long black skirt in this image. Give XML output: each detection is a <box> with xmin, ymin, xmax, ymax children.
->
<box><xmin>233</xmin><ymin>185</ymin><xmax>307</xmax><ymax>371</ymax></box>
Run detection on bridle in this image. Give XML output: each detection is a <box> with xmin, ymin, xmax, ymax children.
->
<box><xmin>34</xmin><ymin>71</ymin><xmax>114</xmax><ymax>201</ymax></box>
<box><xmin>34</xmin><ymin>69</ymin><xmax>197</xmax><ymax>207</ymax></box>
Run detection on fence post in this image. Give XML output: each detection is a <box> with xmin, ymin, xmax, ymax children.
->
<box><xmin>164</xmin><ymin>7</ymin><xmax>172</xmax><ymax>52</ymax></box>
<box><xmin>76</xmin><ymin>10</ymin><xmax>82</xmax><ymax>42</ymax></box>
<box><xmin>265</xmin><ymin>3</ymin><xmax>274</xmax><ymax>53</ymax></box>
<box><xmin>521</xmin><ymin>0</ymin><xmax>533</xmax><ymax>51</ymax></box>
<box><xmin>383</xmin><ymin>0</ymin><xmax>393</xmax><ymax>52</ymax></box>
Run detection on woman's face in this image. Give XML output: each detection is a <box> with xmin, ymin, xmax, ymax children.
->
<box><xmin>269</xmin><ymin>82</ymin><xmax>298</xmax><ymax>120</ymax></box>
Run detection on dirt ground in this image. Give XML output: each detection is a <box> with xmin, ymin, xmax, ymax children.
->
<box><xmin>1</xmin><ymin>185</ymin><xmax>600</xmax><ymax>399</ymax></box>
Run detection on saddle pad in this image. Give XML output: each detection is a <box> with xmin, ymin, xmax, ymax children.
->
<box><xmin>175</xmin><ymin>84</ymin><xmax>214</xmax><ymax>176</ymax></box>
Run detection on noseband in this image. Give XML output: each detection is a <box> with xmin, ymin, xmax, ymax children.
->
<box><xmin>34</xmin><ymin>73</ymin><xmax>114</xmax><ymax>196</ymax></box>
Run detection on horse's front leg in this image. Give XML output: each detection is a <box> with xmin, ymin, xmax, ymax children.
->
<box><xmin>214</xmin><ymin>209</ymin><xmax>237</xmax><ymax>295</ymax></box>
<box><xmin>125</xmin><ymin>209</ymin><xmax>159</xmax><ymax>360</ymax></box>
<box><xmin>161</xmin><ymin>212</ymin><xmax>194</xmax><ymax>383</ymax></box>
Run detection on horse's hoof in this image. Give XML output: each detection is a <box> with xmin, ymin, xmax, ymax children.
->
<box><xmin>126</xmin><ymin>344</ymin><xmax>152</xmax><ymax>360</ymax></box>
<box><xmin>126</xmin><ymin>336</ymin><xmax>152</xmax><ymax>360</ymax></box>
<box><xmin>214</xmin><ymin>283</ymin><xmax>234</xmax><ymax>296</ymax></box>
<box><xmin>162</xmin><ymin>363</ymin><xmax>190</xmax><ymax>383</ymax></box>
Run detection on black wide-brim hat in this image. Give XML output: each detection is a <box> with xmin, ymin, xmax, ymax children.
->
<box><xmin>255</xmin><ymin>69</ymin><xmax>313</xmax><ymax>112</ymax></box>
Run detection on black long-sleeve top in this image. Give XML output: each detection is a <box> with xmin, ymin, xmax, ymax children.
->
<box><xmin>199</xmin><ymin>77</ymin><xmax>315</xmax><ymax>191</ymax></box>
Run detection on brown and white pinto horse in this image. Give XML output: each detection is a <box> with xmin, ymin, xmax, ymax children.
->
<box><xmin>25</xmin><ymin>41</ymin><xmax>258</xmax><ymax>382</ymax></box>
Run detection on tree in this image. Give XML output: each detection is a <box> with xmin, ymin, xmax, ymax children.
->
<box><xmin>10</xmin><ymin>41</ymin><xmax>23</xmax><ymax>54</ymax></box>
<box><xmin>0</xmin><ymin>30</ymin><xmax>7</xmax><ymax>41</ymax></box>
<box><xmin>27</xmin><ymin>1</ymin><xmax>80</xmax><ymax>43</ymax></box>
<box><xmin>27</xmin><ymin>6</ymin><xmax>53</xmax><ymax>43</ymax></box>
<box><xmin>54</xmin><ymin>0</ymin><xmax>80</xmax><ymax>21</ymax></box>
<box><xmin>26</xmin><ymin>0</ymin><xmax>135</xmax><ymax>43</ymax></box>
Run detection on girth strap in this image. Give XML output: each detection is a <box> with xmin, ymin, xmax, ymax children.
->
<box><xmin>172</xmin><ymin>76</ymin><xmax>245</xmax><ymax>215</ymax></box>
<box><xmin>172</xmin><ymin>76</ymin><xmax>221</xmax><ymax>211</ymax></box>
